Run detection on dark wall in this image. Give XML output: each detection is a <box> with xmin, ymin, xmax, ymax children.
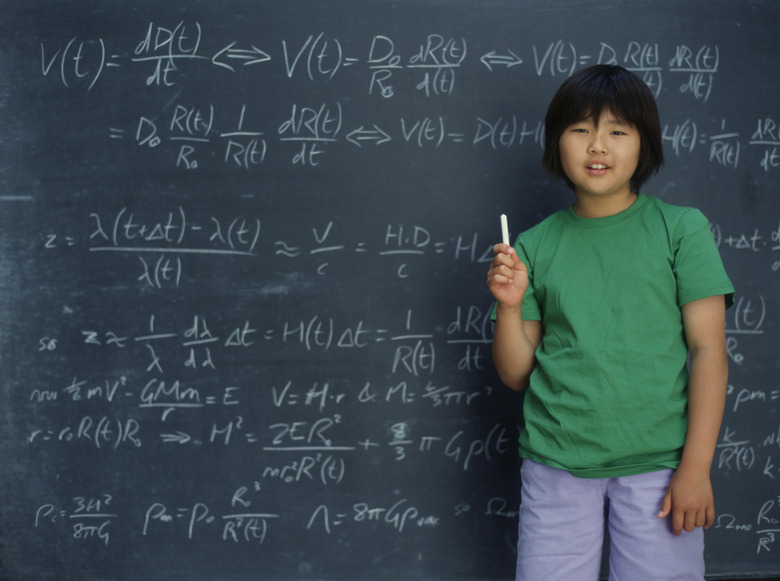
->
<box><xmin>1</xmin><ymin>1</ymin><xmax>778</xmax><ymax>579</ymax></box>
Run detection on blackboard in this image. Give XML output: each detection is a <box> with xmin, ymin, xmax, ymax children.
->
<box><xmin>1</xmin><ymin>1</ymin><xmax>778</xmax><ymax>579</ymax></box>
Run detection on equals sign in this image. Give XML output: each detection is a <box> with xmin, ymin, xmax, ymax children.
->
<box><xmin>448</xmin><ymin>133</ymin><xmax>465</xmax><ymax>143</ymax></box>
<box><xmin>344</xmin><ymin>57</ymin><xmax>359</xmax><ymax>67</ymax></box>
<box><xmin>578</xmin><ymin>55</ymin><xmax>593</xmax><ymax>65</ymax></box>
<box><xmin>106</xmin><ymin>54</ymin><xmax>123</xmax><ymax>68</ymax></box>
<box><xmin>109</xmin><ymin>128</ymin><xmax>124</xmax><ymax>139</ymax></box>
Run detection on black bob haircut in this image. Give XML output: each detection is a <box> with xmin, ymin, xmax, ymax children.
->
<box><xmin>542</xmin><ymin>65</ymin><xmax>665</xmax><ymax>193</ymax></box>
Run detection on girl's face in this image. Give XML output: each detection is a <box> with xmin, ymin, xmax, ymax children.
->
<box><xmin>558</xmin><ymin>109</ymin><xmax>641</xmax><ymax>203</ymax></box>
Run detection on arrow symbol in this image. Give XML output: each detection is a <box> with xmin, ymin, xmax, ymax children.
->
<box><xmin>346</xmin><ymin>125</ymin><xmax>392</xmax><ymax>147</ymax></box>
<box><xmin>160</xmin><ymin>431</ymin><xmax>191</xmax><ymax>444</ymax></box>
<box><xmin>480</xmin><ymin>50</ymin><xmax>523</xmax><ymax>71</ymax></box>
<box><xmin>212</xmin><ymin>42</ymin><xmax>271</xmax><ymax>72</ymax></box>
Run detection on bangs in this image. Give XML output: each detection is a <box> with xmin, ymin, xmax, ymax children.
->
<box><xmin>558</xmin><ymin>74</ymin><xmax>641</xmax><ymax>128</ymax></box>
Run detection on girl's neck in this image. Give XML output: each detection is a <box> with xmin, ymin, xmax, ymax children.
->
<box><xmin>572</xmin><ymin>191</ymin><xmax>638</xmax><ymax>219</ymax></box>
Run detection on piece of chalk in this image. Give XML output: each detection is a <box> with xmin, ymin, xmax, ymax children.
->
<box><xmin>500</xmin><ymin>214</ymin><xmax>510</xmax><ymax>246</ymax></box>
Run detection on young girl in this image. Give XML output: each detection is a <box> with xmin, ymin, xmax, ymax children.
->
<box><xmin>487</xmin><ymin>65</ymin><xmax>734</xmax><ymax>580</ymax></box>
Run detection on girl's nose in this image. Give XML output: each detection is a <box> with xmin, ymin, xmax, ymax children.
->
<box><xmin>588</xmin><ymin>135</ymin><xmax>607</xmax><ymax>154</ymax></box>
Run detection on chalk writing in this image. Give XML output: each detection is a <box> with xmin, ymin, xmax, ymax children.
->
<box><xmin>4</xmin><ymin>5</ymin><xmax>778</xmax><ymax>581</ymax></box>
<box><xmin>35</xmin><ymin>494</ymin><xmax>116</xmax><ymax>545</ymax></box>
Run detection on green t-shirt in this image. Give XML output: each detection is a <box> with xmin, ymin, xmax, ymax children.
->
<box><xmin>506</xmin><ymin>194</ymin><xmax>734</xmax><ymax>478</ymax></box>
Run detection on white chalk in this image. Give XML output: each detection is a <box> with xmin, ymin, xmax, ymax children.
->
<box><xmin>500</xmin><ymin>214</ymin><xmax>510</xmax><ymax>246</ymax></box>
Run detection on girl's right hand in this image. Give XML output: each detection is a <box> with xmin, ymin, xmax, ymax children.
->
<box><xmin>486</xmin><ymin>243</ymin><xmax>529</xmax><ymax>309</ymax></box>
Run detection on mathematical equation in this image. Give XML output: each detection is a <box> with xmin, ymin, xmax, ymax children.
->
<box><xmin>36</xmin><ymin>301</ymin><xmax>490</xmax><ymax>366</ymax></box>
<box><xmin>31</xmin><ymin>484</ymin><xmax>780</xmax><ymax>557</ymax></box>
<box><xmin>42</xmin><ymin>22</ymin><xmax>719</xmax><ymax>99</ymax></box>
<box><xmin>663</xmin><ymin>117</ymin><xmax>780</xmax><ymax>172</ymax></box>
<box><xmin>108</xmin><ymin>101</ymin><xmax>780</xmax><ymax>174</ymax></box>
<box><xmin>27</xmin><ymin>299</ymin><xmax>499</xmax><ymax>461</ymax></box>
<box><xmin>713</xmin><ymin>221</ymin><xmax>780</xmax><ymax>271</ymax></box>
<box><xmin>717</xmin><ymin>420</ymin><xmax>780</xmax><ymax>491</ymax></box>
<box><xmin>39</xmin><ymin>23</ymin><xmax>780</xmax><ymax>174</ymax></box>
<box><xmin>34</xmin><ymin>16</ymin><xmax>780</xmax><ymax>177</ymax></box>
<box><xmin>41</xmin><ymin>209</ymin><xmax>780</xmax><ymax>290</ymax></box>
<box><xmin>712</xmin><ymin>493</ymin><xmax>780</xmax><ymax>555</ymax></box>
<box><xmin>43</xmin><ymin>207</ymin><xmax>495</xmax><ymax>283</ymax></box>
<box><xmin>120</xmin><ymin>103</ymin><xmax>546</xmax><ymax>169</ymax></box>
<box><xmin>7</xmin><ymin>6</ymin><xmax>779</xmax><ymax>579</ymax></box>
<box><xmin>33</xmin><ymin>491</ymin><xmax>438</xmax><ymax>546</ymax></box>
<box><xmin>33</xmin><ymin>487</ymin><xmax>522</xmax><ymax>550</ymax></box>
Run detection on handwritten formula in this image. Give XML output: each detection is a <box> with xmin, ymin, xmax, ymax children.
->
<box><xmin>37</xmin><ymin>22</ymin><xmax>780</xmax><ymax>174</ymax></box>
<box><xmin>2</xmin><ymin>2</ymin><xmax>779</xmax><ymax>580</ymax></box>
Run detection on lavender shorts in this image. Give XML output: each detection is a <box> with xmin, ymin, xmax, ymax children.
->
<box><xmin>516</xmin><ymin>459</ymin><xmax>705</xmax><ymax>581</ymax></box>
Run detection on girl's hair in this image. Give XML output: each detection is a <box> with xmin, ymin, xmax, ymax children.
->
<box><xmin>542</xmin><ymin>65</ymin><xmax>664</xmax><ymax>193</ymax></box>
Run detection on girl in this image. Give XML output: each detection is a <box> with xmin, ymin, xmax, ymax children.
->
<box><xmin>487</xmin><ymin>65</ymin><xmax>734</xmax><ymax>580</ymax></box>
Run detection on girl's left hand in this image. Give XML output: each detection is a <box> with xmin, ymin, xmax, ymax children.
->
<box><xmin>657</xmin><ymin>467</ymin><xmax>715</xmax><ymax>536</ymax></box>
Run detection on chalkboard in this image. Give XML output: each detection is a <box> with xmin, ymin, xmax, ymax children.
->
<box><xmin>1</xmin><ymin>1</ymin><xmax>778</xmax><ymax>579</ymax></box>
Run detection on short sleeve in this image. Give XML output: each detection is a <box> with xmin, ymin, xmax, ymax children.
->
<box><xmin>674</xmin><ymin>209</ymin><xmax>735</xmax><ymax>308</ymax></box>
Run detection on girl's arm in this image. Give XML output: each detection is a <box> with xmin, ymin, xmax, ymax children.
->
<box><xmin>657</xmin><ymin>294</ymin><xmax>728</xmax><ymax>535</ymax></box>
<box><xmin>487</xmin><ymin>244</ymin><xmax>543</xmax><ymax>391</ymax></box>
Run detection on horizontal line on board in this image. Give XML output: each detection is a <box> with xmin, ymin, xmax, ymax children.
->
<box><xmin>277</xmin><ymin>137</ymin><xmax>338</xmax><ymax>143</ymax></box>
<box><xmin>667</xmin><ymin>68</ymin><xmax>718</xmax><ymax>74</ymax></box>
<box><xmin>220</xmin><ymin>132</ymin><xmax>264</xmax><ymax>138</ymax></box>
<box><xmin>262</xmin><ymin>446</ymin><xmax>356</xmax><ymax>452</ymax></box>
<box><xmin>69</xmin><ymin>513</ymin><xmax>118</xmax><ymax>519</ymax></box>
<box><xmin>135</xmin><ymin>334</ymin><xmax>179</xmax><ymax>341</ymax></box>
<box><xmin>310</xmin><ymin>246</ymin><xmax>345</xmax><ymax>254</ymax></box>
<box><xmin>0</xmin><ymin>196</ymin><xmax>34</xmax><ymax>202</ymax></box>
<box><xmin>223</xmin><ymin>513</ymin><xmax>280</xmax><ymax>520</ymax></box>
<box><xmin>170</xmin><ymin>136</ymin><xmax>210</xmax><ymax>143</ymax></box>
<box><xmin>138</xmin><ymin>403</ymin><xmax>204</xmax><ymax>409</ymax></box>
<box><xmin>715</xmin><ymin>440</ymin><xmax>750</xmax><ymax>448</ymax></box>
<box><xmin>405</xmin><ymin>63</ymin><xmax>462</xmax><ymax>69</ymax></box>
<box><xmin>378</xmin><ymin>250</ymin><xmax>425</xmax><ymax>256</ymax></box>
<box><xmin>725</xmin><ymin>329</ymin><xmax>763</xmax><ymax>335</ymax></box>
<box><xmin>182</xmin><ymin>338</ymin><xmax>220</xmax><ymax>347</ymax></box>
<box><xmin>131</xmin><ymin>55</ymin><xmax>208</xmax><ymax>63</ymax></box>
<box><xmin>90</xmin><ymin>246</ymin><xmax>255</xmax><ymax>256</ymax></box>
